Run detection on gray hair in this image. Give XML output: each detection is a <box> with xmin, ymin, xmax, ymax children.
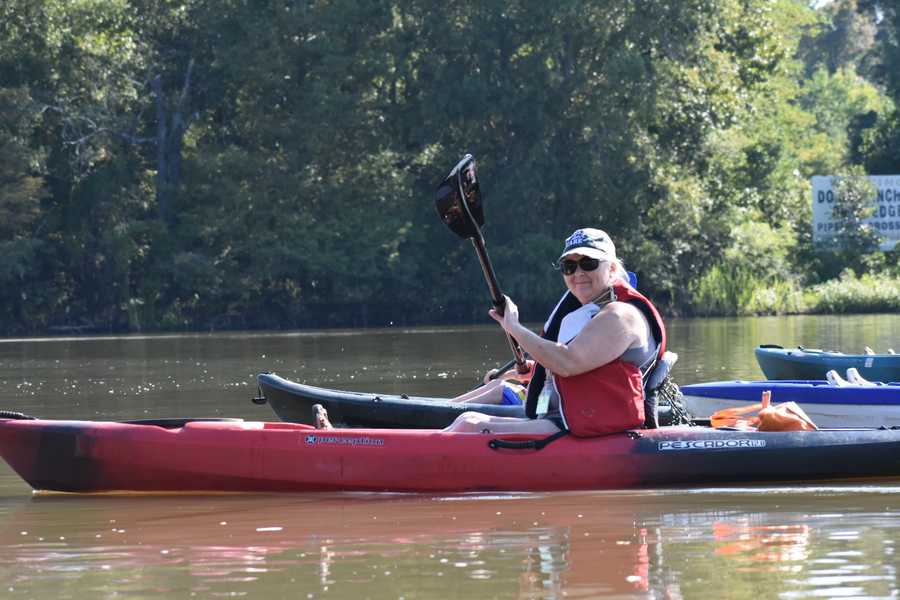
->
<box><xmin>609</xmin><ymin>257</ymin><xmax>630</xmax><ymax>285</ymax></box>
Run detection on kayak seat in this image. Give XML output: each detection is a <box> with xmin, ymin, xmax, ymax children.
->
<box><xmin>846</xmin><ymin>368</ymin><xmax>880</xmax><ymax>387</ymax></box>
<box><xmin>825</xmin><ymin>370</ymin><xmax>850</xmax><ymax>387</ymax></box>
<box><xmin>643</xmin><ymin>352</ymin><xmax>692</xmax><ymax>429</ymax></box>
<box><xmin>646</xmin><ymin>351</ymin><xmax>677</xmax><ymax>390</ymax></box>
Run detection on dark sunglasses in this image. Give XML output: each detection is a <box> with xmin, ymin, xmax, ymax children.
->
<box><xmin>559</xmin><ymin>257</ymin><xmax>603</xmax><ymax>275</ymax></box>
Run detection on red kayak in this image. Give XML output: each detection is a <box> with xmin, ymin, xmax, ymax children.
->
<box><xmin>2</xmin><ymin>416</ymin><xmax>900</xmax><ymax>493</ymax></box>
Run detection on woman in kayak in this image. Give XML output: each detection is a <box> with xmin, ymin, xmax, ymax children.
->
<box><xmin>443</xmin><ymin>228</ymin><xmax>667</xmax><ymax>436</ymax></box>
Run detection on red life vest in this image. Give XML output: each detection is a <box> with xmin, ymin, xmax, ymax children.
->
<box><xmin>554</xmin><ymin>283</ymin><xmax>667</xmax><ymax>437</ymax></box>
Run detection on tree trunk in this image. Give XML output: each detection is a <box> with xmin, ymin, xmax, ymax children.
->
<box><xmin>152</xmin><ymin>58</ymin><xmax>194</xmax><ymax>225</ymax></box>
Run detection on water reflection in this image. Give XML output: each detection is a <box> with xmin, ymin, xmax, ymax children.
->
<box><xmin>0</xmin><ymin>316</ymin><xmax>899</xmax><ymax>598</ymax></box>
<box><xmin>712</xmin><ymin>521</ymin><xmax>811</xmax><ymax>565</ymax></box>
<box><xmin>1</xmin><ymin>489</ymin><xmax>899</xmax><ymax>598</ymax></box>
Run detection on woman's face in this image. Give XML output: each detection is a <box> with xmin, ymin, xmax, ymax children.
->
<box><xmin>561</xmin><ymin>254</ymin><xmax>613</xmax><ymax>304</ymax></box>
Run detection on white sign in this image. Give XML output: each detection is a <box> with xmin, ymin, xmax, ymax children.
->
<box><xmin>811</xmin><ymin>175</ymin><xmax>900</xmax><ymax>250</ymax></box>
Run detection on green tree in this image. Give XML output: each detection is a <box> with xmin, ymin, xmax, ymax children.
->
<box><xmin>0</xmin><ymin>0</ymin><xmax>894</xmax><ymax>333</ymax></box>
<box><xmin>829</xmin><ymin>170</ymin><xmax>881</xmax><ymax>269</ymax></box>
<box><xmin>797</xmin><ymin>0</ymin><xmax>878</xmax><ymax>76</ymax></box>
<box><xmin>861</xmin><ymin>1</ymin><xmax>900</xmax><ymax>173</ymax></box>
<box><xmin>0</xmin><ymin>2</ymin><xmax>55</xmax><ymax>331</ymax></box>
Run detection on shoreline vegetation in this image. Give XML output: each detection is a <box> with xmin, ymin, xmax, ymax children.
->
<box><xmin>688</xmin><ymin>271</ymin><xmax>900</xmax><ymax>317</ymax></box>
<box><xmin>2</xmin><ymin>1</ymin><xmax>900</xmax><ymax>335</ymax></box>
<box><xmin>41</xmin><ymin>272</ymin><xmax>900</xmax><ymax>336</ymax></box>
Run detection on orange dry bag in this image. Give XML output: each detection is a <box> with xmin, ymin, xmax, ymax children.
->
<box><xmin>710</xmin><ymin>391</ymin><xmax>818</xmax><ymax>432</ymax></box>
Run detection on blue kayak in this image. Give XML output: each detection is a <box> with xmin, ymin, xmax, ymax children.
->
<box><xmin>755</xmin><ymin>345</ymin><xmax>900</xmax><ymax>382</ymax></box>
<box><xmin>681</xmin><ymin>379</ymin><xmax>900</xmax><ymax>428</ymax></box>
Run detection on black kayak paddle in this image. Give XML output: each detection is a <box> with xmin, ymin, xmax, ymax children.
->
<box><xmin>435</xmin><ymin>154</ymin><xmax>529</xmax><ymax>376</ymax></box>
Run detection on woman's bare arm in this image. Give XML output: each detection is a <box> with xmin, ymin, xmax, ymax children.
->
<box><xmin>492</xmin><ymin>298</ymin><xmax>647</xmax><ymax>377</ymax></box>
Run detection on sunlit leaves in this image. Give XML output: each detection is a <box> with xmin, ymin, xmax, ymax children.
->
<box><xmin>0</xmin><ymin>0</ymin><xmax>895</xmax><ymax>331</ymax></box>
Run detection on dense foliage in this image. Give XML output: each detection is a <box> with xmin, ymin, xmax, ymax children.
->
<box><xmin>0</xmin><ymin>0</ymin><xmax>897</xmax><ymax>334</ymax></box>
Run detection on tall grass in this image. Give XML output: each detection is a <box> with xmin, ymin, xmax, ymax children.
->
<box><xmin>688</xmin><ymin>265</ymin><xmax>757</xmax><ymax>316</ymax></box>
<box><xmin>688</xmin><ymin>265</ymin><xmax>900</xmax><ymax>316</ymax></box>
<box><xmin>807</xmin><ymin>272</ymin><xmax>900</xmax><ymax>313</ymax></box>
<box><xmin>688</xmin><ymin>265</ymin><xmax>805</xmax><ymax>316</ymax></box>
<box><xmin>745</xmin><ymin>279</ymin><xmax>806</xmax><ymax>314</ymax></box>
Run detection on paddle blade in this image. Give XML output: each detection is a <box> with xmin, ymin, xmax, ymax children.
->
<box><xmin>435</xmin><ymin>154</ymin><xmax>485</xmax><ymax>239</ymax></box>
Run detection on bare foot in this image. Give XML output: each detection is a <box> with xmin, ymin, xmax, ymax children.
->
<box><xmin>312</xmin><ymin>404</ymin><xmax>333</xmax><ymax>430</ymax></box>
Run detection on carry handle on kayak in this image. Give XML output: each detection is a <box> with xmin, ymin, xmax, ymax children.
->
<box><xmin>488</xmin><ymin>430</ymin><xmax>568</xmax><ymax>450</ymax></box>
<box><xmin>488</xmin><ymin>429</ymin><xmax>644</xmax><ymax>451</ymax></box>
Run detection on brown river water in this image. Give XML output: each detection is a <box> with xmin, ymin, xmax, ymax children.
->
<box><xmin>0</xmin><ymin>313</ymin><xmax>898</xmax><ymax>599</ymax></box>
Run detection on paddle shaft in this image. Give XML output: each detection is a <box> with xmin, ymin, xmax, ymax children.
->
<box><xmin>469</xmin><ymin>234</ymin><xmax>530</xmax><ymax>374</ymax></box>
<box><xmin>486</xmin><ymin>358</ymin><xmax>518</xmax><ymax>382</ymax></box>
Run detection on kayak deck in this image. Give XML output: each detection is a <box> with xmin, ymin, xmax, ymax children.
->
<box><xmin>256</xmin><ymin>372</ymin><xmax>524</xmax><ymax>428</ymax></box>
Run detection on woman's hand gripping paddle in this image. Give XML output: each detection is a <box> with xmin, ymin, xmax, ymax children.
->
<box><xmin>435</xmin><ymin>154</ymin><xmax>530</xmax><ymax>378</ymax></box>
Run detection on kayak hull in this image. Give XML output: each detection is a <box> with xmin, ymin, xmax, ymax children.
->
<box><xmin>682</xmin><ymin>380</ymin><xmax>900</xmax><ymax>428</ymax></box>
<box><xmin>755</xmin><ymin>346</ymin><xmax>900</xmax><ymax>382</ymax></box>
<box><xmin>3</xmin><ymin>418</ymin><xmax>900</xmax><ymax>493</ymax></box>
<box><xmin>257</xmin><ymin>372</ymin><xmax>524</xmax><ymax>428</ymax></box>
